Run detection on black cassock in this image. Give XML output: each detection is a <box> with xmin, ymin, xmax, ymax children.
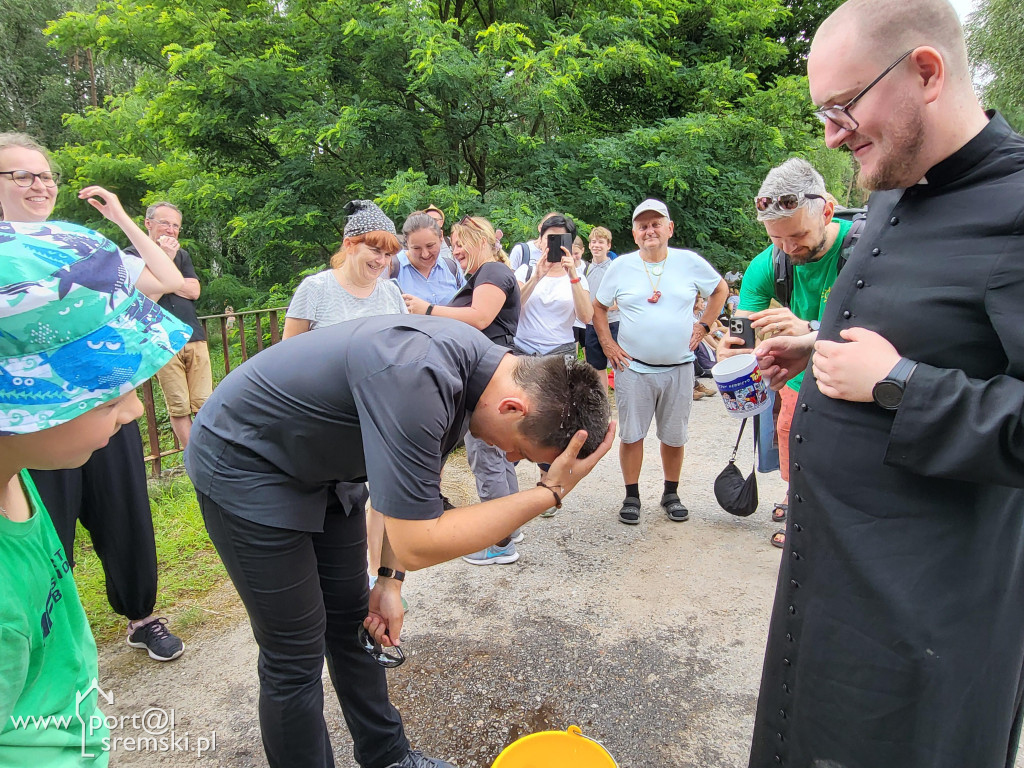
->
<box><xmin>749</xmin><ymin>112</ymin><xmax>1024</xmax><ymax>768</ymax></box>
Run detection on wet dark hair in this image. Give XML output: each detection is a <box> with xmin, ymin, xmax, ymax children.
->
<box><xmin>539</xmin><ymin>215</ymin><xmax>578</xmax><ymax>241</ymax></box>
<box><xmin>512</xmin><ymin>355</ymin><xmax>610</xmax><ymax>458</ymax></box>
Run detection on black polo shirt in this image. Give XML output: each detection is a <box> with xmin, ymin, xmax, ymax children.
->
<box><xmin>126</xmin><ymin>245</ymin><xmax>205</xmax><ymax>342</ymax></box>
<box><xmin>184</xmin><ymin>315</ymin><xmax>506</xmax><ymax>531</ymax></box>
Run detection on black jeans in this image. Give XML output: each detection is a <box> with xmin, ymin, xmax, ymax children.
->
<box><xmin>30</xmin><ymin>421</ymin><xmax>158</xmax><ymax>621</ymax></box>
<box><xmin>198</xmin><ymin>492</ymin><xmax>409</xmax><ymax>768</ymax></box>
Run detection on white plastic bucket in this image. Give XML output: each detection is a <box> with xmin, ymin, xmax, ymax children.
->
<box><xmin>711</xmin><ymin>353</ymin><xmax>772</xmax><ymax>419</ymax></box>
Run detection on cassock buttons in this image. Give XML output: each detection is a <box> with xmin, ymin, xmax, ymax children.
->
<box><xmin>890</xmin><ymin>216</ymin><xmax>899</xmax><ymax>225</ymax></box>
<box><xmin>783</xmin><ymin>683</ymin><xmax>791</xmax><ymax>693</ymax></box>
<box><xmin>856</xmin><ymin>279</ymin><xmax>865</xmax><ymax>288</ymax></box>
<box><xmin>800</xmin><ymin>403</ymin><xmax>808</xmax><ymax>412</ymax></box>
<box><xmin>794</xmin><ymin>494</ymin><xmax>803</xmax><ymax>502</ymax></box>
<box><xmin>842</xmin><ymin>310</ymin><xmax>852</xmax><ymax>319</ymax></box>
<box><xmin>793</xmin><ymin>523</ymin><xmax>802</xmax><ymax>533</ymax></box>
<box><xmin>795</xmin><ymin>434</ymin><xmax>803</xmax><ymax>443</ymax></box>
<box><xmin>793</xmin><ymin>463</ymin><xmax>801</xmax><ymax>471</ymax></box>
<box><xmin>779</xmin><ymin>708</ymin><xmax>788</xmax><ymax>717</ymax></box>
<box><xmin>786</xmin><ymin>633</ymin><xmax>794</xmax><ymax>642</ymax></box>
<box><xmin>792</xmin><ymin>552</ymin><xmax>802</xmax><ymax>560</ymax></box>
<box><xmin>788</xmin><ymin>605</ymin><xmax>796</xmax><ymax>615</ymax></box>
<box><xmin>872</xmin><ymin>247</ymin><xmax>881</xmax><ymax>256</ymax></box>
<box><xmin>783</xmin><ymin>658</ymin><xmax>792</xmax><ymax>666</ymax></box>
<box><xmin>777</xmin><ymin>732</ymin><xmax>784</xmax><ymax>741</ymax></box>
<box><xmin>776</xmin><ymin>754</ymin><xmax>784</xmax><ymax>764</ymax></box>
<box><xmin>790</xmin><ymin>580</ymin><xmax>799</xmax><ymax>588</ymax></box>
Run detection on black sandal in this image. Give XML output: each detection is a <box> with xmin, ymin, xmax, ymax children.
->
<box><xmin>771</xmin><ymin>503</ymin><xmax>788</xmax><ymax>523</ymax></box>
<box><xmin>771</xmin><ymin>530</ymin><xmax>786</xmax><ymax>548</ymax></box>
<box><xmin>618</xmin><ymin>497</ymin><xmax>641</xmax><ymax>525</ymax></box>
<box><xmin>661</xmin><ymin>493</ymin><xmax>689</xmax><ymax>522</ymax></box>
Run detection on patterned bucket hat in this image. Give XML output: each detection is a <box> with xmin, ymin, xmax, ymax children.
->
<box><xmin>0</xmin><ymin>220</ymin><xmax>191</xmax><ymax>435</ymax></box>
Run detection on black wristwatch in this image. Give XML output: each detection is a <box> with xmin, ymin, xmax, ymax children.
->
<box><xmin>698</xmin><ymin>321</ymin><xmax>710</xmax><ymax>333</ymax></box>
<box><xmin>872</xmin><ymin>357</ymin><xmax>918</xmax><ymax>410</ymax></box>
<box><xmin>377</xmin><ymin>567</ymin><xmax>406</xmax><ymax>582</ymax></box>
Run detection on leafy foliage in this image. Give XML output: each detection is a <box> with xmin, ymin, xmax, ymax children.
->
<box><xmin>967</xmin><ymin>0</ymin><xmax>1024</xmax><ymax>132</ymax></box>
<box><xmin>28</xmin><ymin>0</ymin><xmax>855</xmax><ymax>298</ymax></box>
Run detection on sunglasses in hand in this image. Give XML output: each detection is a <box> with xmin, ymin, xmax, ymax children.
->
<box><xmin>358</xmin><ymin>625</ymin><xmax>406</xmax><ymax>668</ymax></box>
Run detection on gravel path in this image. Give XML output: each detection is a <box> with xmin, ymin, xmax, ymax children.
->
<box><xmin>97</xmin><ymin>395</ymin><xmax>792</xmax><ymax>767</ymax></box>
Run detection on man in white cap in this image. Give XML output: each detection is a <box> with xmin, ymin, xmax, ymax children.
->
<box><xmin>592</xmin><ymin>199</ymin><xmax>728</xmax><ymax>524</ymax></box>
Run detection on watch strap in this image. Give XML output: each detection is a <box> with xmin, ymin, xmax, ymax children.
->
<box><xmin>885</xmin><ymin>357</ymin><xmax>917</xmax><ymax>385</ymax></box>
<box><xmin>377</xmin><ymin>567</ymin><xmax>406</xmax><ymax>582</ymax></box>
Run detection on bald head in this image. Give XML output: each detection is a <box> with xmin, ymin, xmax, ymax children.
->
<box><xmin>815</xmin><ymin>0</ymin><xmax>969</xmax><ymax>83</ymax></box>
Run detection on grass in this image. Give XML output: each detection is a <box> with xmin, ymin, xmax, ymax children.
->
<box><xmin>71</xmin><ymin>474</ymin><xmax>227</xmax><ymax>643</ymax></box>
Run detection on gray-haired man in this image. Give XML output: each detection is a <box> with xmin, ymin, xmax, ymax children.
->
<box><xmin>719</xmin><ymin>158</ymin><xmax>852</xmax><ymax>547</ymax></box>
<box><xmin>141</xmin><ymin>202</ymin><xmax>212</xmax><ymax>448</ymax></box>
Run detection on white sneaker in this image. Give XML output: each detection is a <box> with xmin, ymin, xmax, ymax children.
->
<box><xmin>510</xmin><ymin>528</ymin><xmax>524</xmax><ymax>544</ymax></box>
<box><xmin>462</xmin><ymin>543</ymin><xmax>520</xmax><ymax>566</ymax></box>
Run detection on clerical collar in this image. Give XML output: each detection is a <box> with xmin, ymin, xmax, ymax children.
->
<box><xmin>923</xmin><ymin>110</ymin><xmax>1012</xmax><ymax>188</ymax></box>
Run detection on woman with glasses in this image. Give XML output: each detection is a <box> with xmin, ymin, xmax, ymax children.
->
<box><xmin>0</xmin><ymin>131</ymin><xmax>191</xmax><ymax>662</ymax></box>
<box><xmin>403</xmin><ymin>216</ymin><xmax>523</xmax><ymax>564</ymax></box>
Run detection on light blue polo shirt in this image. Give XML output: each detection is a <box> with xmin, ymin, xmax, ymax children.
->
<box><xmin>595</xmin><ymin>248</ymin><xmax>722</xmax><ymax>373</ymax></box>
<box><xmin>394</xmin><ymin>252</ymin><xmax>465</xmax><ymax>304</ymax></box>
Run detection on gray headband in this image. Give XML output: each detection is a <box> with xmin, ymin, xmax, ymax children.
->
<box><xmin>343</xmin><ymin>200</ymin><xmax>396</xmax><ymax>238</ymax></box>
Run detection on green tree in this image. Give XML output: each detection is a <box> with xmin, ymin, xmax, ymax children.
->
<box><xmin>967</xmin><ymin>0</ymin><xmax>1024</xmax><ymax>132</ymax></box>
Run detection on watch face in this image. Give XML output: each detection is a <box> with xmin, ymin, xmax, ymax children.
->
<box><xmin>872</xmin><ymin>380</ymin><xmax>904</xmax><ymax>409</ymax></box>
<box><xmin>809</xmin><ymin>320</ymin><xmax>820</xmax><ymax>332</ymax></box>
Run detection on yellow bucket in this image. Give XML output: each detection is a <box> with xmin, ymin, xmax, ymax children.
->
<box><xmin>492</xmin><ymin>725</ymin><xmax>617</xmax><ymax>767</ymax></box>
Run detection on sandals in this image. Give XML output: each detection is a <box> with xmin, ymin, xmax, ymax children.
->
<box><xmin>771</xmin><ymin>503</ymin><xmax>788</xmax><ymax>523</ymax></box>
<box><xmin>771</xmin><ymin>530</ymin><xmax>786</xmax><ymax>549</ymax></box>
<box><xmin>618</xmin><ymin>497</ymin><xmax>641</xmax><ymax>525</ymax></box>
<box><xmin>661</xmin><ymin>493</ymin><xmax>689</xmax><ymax>523</ymax></box>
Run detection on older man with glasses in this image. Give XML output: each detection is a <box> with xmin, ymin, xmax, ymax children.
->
<box><xmin>746</xmin><ymin>1</ymin><xmax>1024</xmax><ymax>767</ymax></box>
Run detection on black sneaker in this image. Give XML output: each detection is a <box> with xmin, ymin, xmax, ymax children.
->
<box><xmin>127</xmin><ymin>618</ymin><xmax>185</xmax><ymax>662</ymax></box>
<box><xmin>386</xmin><ymin>750</ymin><xmax>457</xmax><ymax>768</ymax></box>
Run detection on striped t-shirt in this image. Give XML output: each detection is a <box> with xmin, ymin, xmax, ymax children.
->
<box><xmin>286</xmin><ymin>269</ymin><xmax>407</xmax><ymax>329</ymax></box>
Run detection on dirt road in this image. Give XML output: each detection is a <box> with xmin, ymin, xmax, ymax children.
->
<box><xmin>97</xmin><ymin>397</ymin><xmax>791</xmax><ymax>767</ymax></box>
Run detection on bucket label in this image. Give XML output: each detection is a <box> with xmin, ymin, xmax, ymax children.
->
<box><xmin>717</xmin><ymin>367</ymin><xmax>770</xmax><ymax>415</ymax></box>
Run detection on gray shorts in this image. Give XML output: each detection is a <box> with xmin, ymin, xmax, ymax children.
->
<box><xmin>616</xmin><ymin>363</ymin><xmax>695</xmax><ymax>446</ymax></box>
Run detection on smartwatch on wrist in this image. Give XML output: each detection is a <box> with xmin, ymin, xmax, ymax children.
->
<box><xmin>698</xmin><ymin>321</ymin><xmax>711</xmax><ymax>334</ymax></box>
<box><xmin>808</xmin><ymin>320</ymin><xmax>821</xmax><ymax>332</ymax></box>
<box><xmin>872</xmin><ymin>357</ymin><xmax>918</xmax><ymax>410</ymax></box>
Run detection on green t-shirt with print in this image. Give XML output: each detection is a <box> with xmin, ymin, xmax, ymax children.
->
<box><xmin>0</xmin><ymin>470</ymin><xmax>109</xmax><ymax>766</ymax></box>
<box><xmin>737</xmin><ymin>218</ymin><xmax>853</xmax><ymax>392</ymax></box>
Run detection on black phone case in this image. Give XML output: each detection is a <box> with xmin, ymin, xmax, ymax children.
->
<box><xmin>731</xmin><ymin>318</ymin><xmax>756</xmax><ymax>349</ymax></box>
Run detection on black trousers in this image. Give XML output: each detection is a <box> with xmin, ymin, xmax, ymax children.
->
<box><xmin>30</xmin><ymin>421</ymin><xmax>158</xmax><ymax>622</ymax></box>
<box><xmin>198</xmin><ymin>492</ymin><xmax>409</xmax><ymax>768</ymax></box>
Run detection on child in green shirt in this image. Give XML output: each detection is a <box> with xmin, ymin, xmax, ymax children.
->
<box><xmin>0</xmin><ymin>220</ymin><xmax>188</xmax><ymax>765</ymax></box>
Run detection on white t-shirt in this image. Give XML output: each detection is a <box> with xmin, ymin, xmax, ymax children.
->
<box><xmin>509</xmin><ymin>241</ymin><xmax>543</xmax><ymax>272</ymax></box>
<box><xmin>595</xmin><ymin>248</ymin><xmax>721</xmax><ymax>372</ymax></box>
<box><xmin>512</xmin><ymin>267</ymin><xmax>589</xmax><ymax>355</ymax></box>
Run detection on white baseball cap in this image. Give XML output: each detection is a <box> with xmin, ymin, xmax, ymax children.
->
<box><xmin>632</xmin><ymin>198</ymin><xmax>671</xmax><ymax>221</ymax></box>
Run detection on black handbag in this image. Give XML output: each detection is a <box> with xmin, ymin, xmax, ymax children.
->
<box><xmin>714</xmin><ymin>418</ymin><xmax>759</xmax><ymax>516</ymax></box>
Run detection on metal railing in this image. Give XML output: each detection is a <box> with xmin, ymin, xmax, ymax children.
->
<box><xmin>141</xmin><ymin>307</ymin><xmax>287</xmax><ymax>478</ymax></box>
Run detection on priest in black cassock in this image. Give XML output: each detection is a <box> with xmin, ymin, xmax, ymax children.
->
<box><xmin>747</xmin><ymin>0</ymin><xmax>1024</xmax><ymax>766</ymax></box>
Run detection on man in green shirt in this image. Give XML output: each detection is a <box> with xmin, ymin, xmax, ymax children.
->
<box><xmin>720</xmin><ymin>158</ymin><xmax>851</xmax><ymax>547</ymax></box>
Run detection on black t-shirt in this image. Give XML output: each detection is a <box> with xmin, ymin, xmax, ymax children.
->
<box><xmin>184</xmin><ymin>315</ymin><xmax>507</xmax><ymax>531</ymax></box>
<box><xmin>447</xmin><ymin>261</ymin><xmax>520</xmax><ymax>349</ymax></box>
<box><xmin>126</xmin><ymin>245</ymin><xmax>205</xmax><ymax>342</ymax></box>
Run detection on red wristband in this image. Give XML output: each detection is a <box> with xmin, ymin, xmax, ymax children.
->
<box><xmin>569</xmin><ymin>277</ymin><xmax>581</xmax><ymax>284</ymax></box>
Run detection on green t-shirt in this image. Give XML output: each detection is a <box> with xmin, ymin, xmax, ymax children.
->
<box><xmin>0</xmin><ymin>471</ymin><xmax>109</xmax><ymax>766</ymax></box>
<box><xmin>737</xmin><ymin>218</ymin><xmax>853</xmax><ymax>392</ymax></box>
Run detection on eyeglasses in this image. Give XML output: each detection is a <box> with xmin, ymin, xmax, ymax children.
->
<box><xmin>357</xmin><ymin>626</ymin><xmax>405</xmax><ymax>668</ymax></box>
<box><xmin>755</xmin><ymin>192</ymin><xmax>824</xmax><ymax>212</ymax></box>
<box><xmin>151</xmin><ymin>218</ymin><xmax>182</xmax><ymax>232</ymax></box>
<box><xmin>814</xmin><ymin>49</ymin><xmax>915</xmax><ymax>132</ymax></box>
<box><xmin>0</xmin><ymin>170</ymin><xmax>60</xmax><ymax>187</ymax></box>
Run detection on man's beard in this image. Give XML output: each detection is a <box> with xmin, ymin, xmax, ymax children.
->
<box><xmin>788</xmin><ymin>229</ymin><xmax>830</xmax><ymax>266</ymax></box>
<box><xmin>856</xmin><ymin>96</ymin><xmax>926</xmax><ymax>191</ymax></box>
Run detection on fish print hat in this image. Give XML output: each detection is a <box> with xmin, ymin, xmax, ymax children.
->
<box><xmin>0</xmin><ymin>220</ymin><xmax>190</xmax><ymax>434</ymax></box>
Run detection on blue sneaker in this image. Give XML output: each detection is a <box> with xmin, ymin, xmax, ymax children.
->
<box><xmin>462</xmin><ymin>542</ymin><xmax>520</xmax><ymax>566</ymax></box>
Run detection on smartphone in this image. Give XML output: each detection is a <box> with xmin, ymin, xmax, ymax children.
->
<box><xmin>546</xmin><ymin>233</ymin><xmax>572</xmax><ymax>263</ymax></box>
<box><xmin>729</xmin><ymin>317</ymin><xmax>756</xmax><ymax>349</ymax></box>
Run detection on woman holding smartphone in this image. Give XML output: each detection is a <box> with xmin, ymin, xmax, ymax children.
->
<box><xmin>402</xmin><ymin>216</ymin><xmax>525</xmax><ymax>564</ymax></box>
<box><xmin>511</xmin><ymin>214</ymin><xmax>592</xmax><ymax>516</ymax></box>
